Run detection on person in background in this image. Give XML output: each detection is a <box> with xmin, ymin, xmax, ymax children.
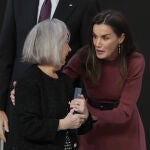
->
<box><xmin>0</xmin><ymin>0</ymin><xmax>7</xmax><ymax>32</ymax></box>
<box><xmin>63</xmin><ymin>9</ymin><xmax>147</xmax><ymax>150</ymax></box>
<box><xmin>7</xmin><ymin>18</ymin><xmax>92</xmax><ymax>150</ymax></box>
<box><xmin>0</xmin><ymin>0</ymin><xmax>100</xmax><ymax>143</ymax></box>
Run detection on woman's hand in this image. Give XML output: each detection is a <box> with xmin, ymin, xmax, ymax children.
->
<box><xmin>10</xmin><ymin>81</ymin><xmax>17</xmax><ymax>106</ymax></box>
<box><xmin>58</xmin><ymin>109</ymin><xmax>87</xmax><ymax>130</ymax></box>
<box><xmin>70</xmin><ymin>95</ymin><xmax>89</xmax><ymax>121</ymax></box>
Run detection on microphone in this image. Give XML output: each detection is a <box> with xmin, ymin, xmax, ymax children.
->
<box><xmin>73</xmin><ymin>87</ymin><xmax>82</xmax><ymax>114</ymax></box>
<box><xmin>74</xmin><ymin>87</ymin><xmax>82</xmax><ymax>99</ymax></box>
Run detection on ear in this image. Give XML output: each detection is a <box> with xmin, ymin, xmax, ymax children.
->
<box><xmin>119</xmin><ymin>33</ymin><xmax>125</xmax><ymax>44</ymax></box>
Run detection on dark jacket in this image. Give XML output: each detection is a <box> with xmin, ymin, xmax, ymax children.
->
<box><xmin>5</xmin><ymin>65</ymin><xmax>92</xmax><ymax>150</ymax></box>
<box><xmin>0</xmin><ymin>0</ymin><xmax>100</xmax><ymax>110</ymax></box>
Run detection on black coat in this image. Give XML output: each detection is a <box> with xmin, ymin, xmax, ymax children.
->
<box><xmin>0</xmin><ymin>0</ymin><xmax>100</xmax><ymax>110</ymax></box>
<box><xmin>5</xmin><ymin>65</ymin><xmax>92</xmax><ymax>150</ymax></box>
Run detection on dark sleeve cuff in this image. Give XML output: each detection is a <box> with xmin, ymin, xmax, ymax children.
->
<box><xmin>78</xmin><ymin>112</ymin><xmax>93</xmax><ymax>135</ymax></box>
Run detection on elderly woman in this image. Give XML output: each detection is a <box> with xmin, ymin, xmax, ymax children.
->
<box><xmin>6</xmin><ymin>19</ymin><xmax>91</xmax><ymax>150</ymax></box>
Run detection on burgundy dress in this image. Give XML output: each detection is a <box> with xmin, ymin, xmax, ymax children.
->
<box><xmin>63</xmin><ymin>49</ymin><xmax>147</xmax><ymax>150</ymax></box>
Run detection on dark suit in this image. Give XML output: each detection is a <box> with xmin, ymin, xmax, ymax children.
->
<box><xmin>0</xmin><ymin>0</ymin><xmax>7</xmax><ymax>32</ymax></box>
<box><xmin>0</xmin><ymin>0</ymin><xmax>100</xmax><ymax>110</ymax></box>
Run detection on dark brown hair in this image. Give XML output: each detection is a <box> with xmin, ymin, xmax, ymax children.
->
<box><xmin>80</xmin><ymin>9</ymin><xmax>135</xmax><ymax>83</ymax></box>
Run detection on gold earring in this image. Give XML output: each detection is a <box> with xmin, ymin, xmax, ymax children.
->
<box><xmin>118</xmin><ymin>44</ymin><xmax>121</xmax><ymax>54</ymax></box>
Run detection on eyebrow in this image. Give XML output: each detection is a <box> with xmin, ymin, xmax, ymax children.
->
<box><xmin>93</xmin><ymin>32</ymin><xmax>111</xmax><ymax>37</ymax></box>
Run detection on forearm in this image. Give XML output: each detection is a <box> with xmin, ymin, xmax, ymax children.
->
<box><xmin>58</xmin><ymin>119</ymin><xmax>68</xmax><ymax>131</ymax></box>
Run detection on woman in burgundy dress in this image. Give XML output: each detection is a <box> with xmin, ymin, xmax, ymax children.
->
<box><xmin>63</xmin><ymin>9</ymin><xmax>147</xmax><ymax>150</ymax></box>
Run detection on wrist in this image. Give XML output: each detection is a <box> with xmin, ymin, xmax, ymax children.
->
<box><xmin>58</xmin><ymin>119</ymin><xmax>68</xmax><ymax>130</ymax></box>
<box><xmin>85</xmin><ymin>110</ymin><xmax>89</xmax><ymax>120</ymax></box>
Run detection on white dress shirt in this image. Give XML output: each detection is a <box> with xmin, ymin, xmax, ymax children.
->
<box><xmin>37</xmin><ymin>0</ymin><xmax>59</xmax><ymax>22</ymax></box>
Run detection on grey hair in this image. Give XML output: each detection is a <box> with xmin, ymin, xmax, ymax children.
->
<box><xmin>22</xmin><ymin>18</ymin><xmax>70</xmax><ymax>68</ymax></box>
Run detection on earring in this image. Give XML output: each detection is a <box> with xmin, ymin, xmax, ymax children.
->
<box><xmin>118</xmin><ymin>44</ymin><xmax>121</xmax><ymax>54</ymax></box>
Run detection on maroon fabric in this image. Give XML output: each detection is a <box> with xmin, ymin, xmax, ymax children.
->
<box><xmin>63</xmin><ymin>50</ymin><xmax>146</xmax><ymax>150</ymax></box>
<box><xmin>38</xmin><ymin>0</ymin><xmax>51</xmax><ymax>22</ymax></box>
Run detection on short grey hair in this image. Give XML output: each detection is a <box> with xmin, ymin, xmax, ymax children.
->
<box><xmin>22</xmin><ymin>18</ymin><xmax>70</xmax><ymax>67</ymax></box>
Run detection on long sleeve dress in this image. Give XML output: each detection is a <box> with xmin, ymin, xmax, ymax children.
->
<box><xmin>63</xmin><ymin>49</ymin><xmax>147</xmax><ymax>150</ymax></box>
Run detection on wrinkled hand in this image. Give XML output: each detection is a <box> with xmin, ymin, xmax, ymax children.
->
<box><xmin>0</xmin><ymin>111</ymin><xmax>9</xmax><ymax>142</ymax></box>
<box><xmin>10</xmin><ymin>81</ymin><xmax>17</xmax><ymax>106</ymax></box>
<box><xmin>70</xmin><ymin>95</ymin><xmax>89</xmax><ymax>121</ymax></box>
<box><xmin>58</xmin><ymin>109</ymin><xmax>87</xmax><ymax>130</ymax></box>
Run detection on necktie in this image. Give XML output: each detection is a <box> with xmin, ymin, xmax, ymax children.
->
<box><xmin>38</xmin><ymin>0</ymin><xmax>51</xmax><ymax>22</ymax></box>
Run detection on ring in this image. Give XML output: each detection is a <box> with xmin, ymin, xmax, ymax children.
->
<box><xmin>76</xmin><ymin>102</ymin><xmax>80</xmax><ymax>106</ymax></box>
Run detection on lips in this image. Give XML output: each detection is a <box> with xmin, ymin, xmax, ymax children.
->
<box><xmin>96</xmin><ymin>49</ymin><xmax>105</xmax><ymax>55</ymax></box>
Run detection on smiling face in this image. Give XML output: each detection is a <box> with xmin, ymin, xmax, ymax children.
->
<box><xmin>93</xmin><ymin>24</ymin><xmax>125</xmax><ymax>61</ymax></box>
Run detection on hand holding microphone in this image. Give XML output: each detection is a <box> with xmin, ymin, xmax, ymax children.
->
<box><xmin>70</xmin><ymin>87</ymin><xmax>89</xmax><ymax>122</ymax></box>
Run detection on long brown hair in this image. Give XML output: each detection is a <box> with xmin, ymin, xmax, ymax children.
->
<box><xmin>80</xmin><ymin>9</ymin><xmax>136</xmax><ymax>83</ymax></box>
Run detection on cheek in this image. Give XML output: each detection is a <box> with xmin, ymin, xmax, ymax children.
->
<box><xmin>93</xmin><ymin>38</ymin><xmax>96</xmax><ymax>45</ymax></box>
<box><xmin>106</xmin><ymin>42</ymin><xmax>118</xmax><ymax>52</ymax></box>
